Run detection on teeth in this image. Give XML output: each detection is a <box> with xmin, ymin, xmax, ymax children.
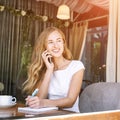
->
<box><xmin>53</xmin><ymin>50</ymin><xmax>59</xmax><ymax>52</ymax></box>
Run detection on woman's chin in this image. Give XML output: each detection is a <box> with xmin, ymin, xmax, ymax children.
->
<box><xmin>52</xmin><ymin>55</ymin><xmax>62</xmax><ymax>59</ymax></box>
<box><xmin>51</xmin><ymin>54</ymin><xmax>62</xmax><ymax>58</ymax></box>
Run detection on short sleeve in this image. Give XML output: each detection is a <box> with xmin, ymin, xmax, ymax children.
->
<box><xmin>69</xmin><ymin>60</ymin><xmax>85</xmax><ymax>75</ymax></box>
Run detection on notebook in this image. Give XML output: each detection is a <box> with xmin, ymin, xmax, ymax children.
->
<box><xmin>18</xmin><ymin>106</ymin><xmax>58</xmax><ymax>114</ymax></box>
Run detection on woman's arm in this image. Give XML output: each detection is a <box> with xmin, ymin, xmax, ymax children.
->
<box><xmin>44</xmin><ymin>69</ymin><xmax>84</xmax><ymax>108</ymax></box>
<box><xmin>26</xmin><ymin>69</ymin><xmax>84</xmax><ymax>108</ymax></box>
<box><xmin>25</xmin><ymin>69</ymin><xmax>53</xmax><ymax>106</ymax></box>
<box><xmin>37</xmin><ymin>50</ymin><xmax>54</xmax><ymax>98</ymax></box>
<box><xmin>38</xmin><ymin>69</ymin><xmax>53</xmax><ymax>99</ymax></box>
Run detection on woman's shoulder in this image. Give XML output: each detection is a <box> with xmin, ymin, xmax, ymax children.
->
<box><xmin>67</xmin><ymin>60</ymin><xmax>85</xmax><ymax>75</ymax></box>
<box><xmin>69</xmin><ymin>60</ymin><xmax>85</xmax><ymax>70</ymax></box>
<box><xmin>71</xmin><ymin>60</ymin><xmax>84</xmax><ymax>65</ymax></box>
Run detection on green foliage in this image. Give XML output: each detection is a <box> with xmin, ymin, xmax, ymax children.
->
<box><xmin>0</xmin><ymin>4</ymin><xmax>73</xmax><ymax>28</ymax></box>
<box><xmin>21</xmin><ymin>42</ymin><xmax>32</xmax><ymax>70</ymax></box>
<box><xmin>0</xmin><ymin>82</ymin><xmax>4</xmax><ymax>91</ymax></box>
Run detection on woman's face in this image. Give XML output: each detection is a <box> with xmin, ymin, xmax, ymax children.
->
<box><xmin>46</xmin><ymin>31</ymin><xmax>64</xmax><ymax>58</ymax></box>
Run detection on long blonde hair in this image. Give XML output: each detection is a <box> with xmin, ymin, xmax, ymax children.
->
<box><xmin>22</xmin><ymin>27</ymin><xmax>72</xmax><ymax>94</ymax></box>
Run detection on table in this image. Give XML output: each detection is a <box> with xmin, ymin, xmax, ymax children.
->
<box><xmin>47</xmin><ymin>110</ymin><xmax>120</xmax><ymax>120</ymax></box>
<box><xmin>0</xmin><ymin>103</ymin><xmax>74</xmax><ymax>119</ymax></box>
<box><xmin>1</xmin><ymin>103</ymin><xmax>120</xmax><ymax>120</ymax></box>
<box><xmin>24</xmin><ymin>110</ymin><xmax>120</xmax><ymax>120</ymax></box>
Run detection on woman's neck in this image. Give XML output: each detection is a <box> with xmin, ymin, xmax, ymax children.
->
<box><xmin>53</xmin><ymin>57</ymin><xmax>70</xmax><ymax>70</ymax></box>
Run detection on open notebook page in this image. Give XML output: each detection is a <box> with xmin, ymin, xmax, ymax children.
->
<box><xmin>18</xmin><ymin>107</ymin><xmax>58</xmax><ymax>114</ymax></box>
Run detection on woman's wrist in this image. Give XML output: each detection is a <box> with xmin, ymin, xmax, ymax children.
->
<box><xmin>46</xmin><ymin>68</ymin><xmax>53</xmax><ymax>75</ymax></box>
<box><xmin>42</xmin><ymin>69</ymin><xmax>53</xmax><ymax>83</ymax></box>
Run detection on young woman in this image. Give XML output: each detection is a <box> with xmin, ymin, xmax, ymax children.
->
<box><xmin>23</xmin><ymin>27</ymin><xmax>85</xmax><ymax>112</ymax></box>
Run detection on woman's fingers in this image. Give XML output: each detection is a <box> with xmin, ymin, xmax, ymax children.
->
<box><xmin>42</xmin><ymin>50</ymin><xmax>54</xmax><ymax>71</ymax></box>
<box><xmin>26</xmin><ymin>96</ymin><xmax>40</xmax><ymax>108</ymax></box>
<box><xmin>25</xmin><ymin>96</ymin><xmax>31</xmax><ymax>106</ymax></box>
<box><xmin>42</xmin><ymin>50</ymin><xmax>53</xmax><ymax>67</ymax></box>
<box><xmin>26</xmin><ymin>96</ymin><xmax>47</xmax><ymax>108</ymax></box>
<box><xmin>42</xmin><ymin>50</ymin><xmax>52</xmax><ymax>59</ymax></box>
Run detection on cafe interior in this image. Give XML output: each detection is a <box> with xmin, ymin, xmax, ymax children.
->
<box><xmin>0</xmin><ymin>0</ymin><xmax>120</xmax><ymax>119</ymax></box>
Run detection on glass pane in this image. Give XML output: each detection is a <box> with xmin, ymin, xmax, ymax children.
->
<box><xmin>81</xmin><ymin>26</ymin><xmax>108</xmax><ymax>86</ymax></box>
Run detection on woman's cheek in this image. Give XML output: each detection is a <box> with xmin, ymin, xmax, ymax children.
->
<box><xmin>46</xmin><ymin>44</ymin><xmax>52</xmax><ymax>51</ymax></box>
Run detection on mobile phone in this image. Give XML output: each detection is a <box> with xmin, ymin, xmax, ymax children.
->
<box><xmin>48</xmin><ymin>57</ymin><xmax>52</xmax><ymax>63</ymax></box>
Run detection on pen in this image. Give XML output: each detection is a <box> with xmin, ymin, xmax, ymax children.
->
<box><xmin>31</xmin><ymin>88</ymin><xmax>39</xmax><ymax>97</ymax></box>
<box><xmin>25</xmin><ymin>88</ymin><xmax>39</xmax><ymax>106</ymax></box>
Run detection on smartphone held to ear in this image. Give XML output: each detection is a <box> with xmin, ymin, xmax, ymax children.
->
<box><xmin>48</xmin><ymin>57</ymin><xmax>52</xmax><ymax>63</ymax></box>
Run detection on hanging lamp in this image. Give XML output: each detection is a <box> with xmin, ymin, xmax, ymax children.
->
<box><xmin>57</xmin><ymin>4</ymin><xmax>70</xmax><ymax>20</ymax></box>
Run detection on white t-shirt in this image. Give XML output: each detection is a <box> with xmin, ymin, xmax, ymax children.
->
<box><xmin>48</xmin><ymin>60</ymin><xmax>85</xmax><ymax>112</ymax></box>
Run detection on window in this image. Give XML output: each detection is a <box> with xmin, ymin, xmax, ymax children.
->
<box><xmin>82</xmin><ymin>26</ymin><xmax>108</xmax><ymax>84</ymax></box>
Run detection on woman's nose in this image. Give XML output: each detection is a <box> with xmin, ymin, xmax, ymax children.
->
<box><xmin>53</xmin><ymin>42</ymin><xmax>58</xmax><ymax>47</ymax></box>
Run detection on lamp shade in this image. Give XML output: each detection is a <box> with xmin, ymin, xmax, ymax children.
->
<box><xmin>57</xmin><ymin>4</ymin><xmax>70</xmax><ymax>20</ymax></box>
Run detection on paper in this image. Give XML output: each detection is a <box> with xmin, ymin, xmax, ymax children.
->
<box><xmin>18</xmin><ymin>106</ymin><xmax>58</xmax><ymax>114</ymax></box>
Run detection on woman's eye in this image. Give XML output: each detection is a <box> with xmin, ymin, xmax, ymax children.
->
<box><xmin>48</xmin><ymin>41</ymin><xmax>53</xmax><ymax>44</ymax></box>
<box><xmin>58</xmin><ymin>40</ymin><xmax>61</xmax><ymax>42</ymax></box>
<box><xmin>57</xmin><ymin>39</ymin><xmax>63</xmax><ymax>43</ymax></box>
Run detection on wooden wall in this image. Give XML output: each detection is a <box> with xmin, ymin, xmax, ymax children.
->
<box><xmin>0</xmin><ymin>0</ymin><xmax>60</xmax><ymax>100</ymax></box>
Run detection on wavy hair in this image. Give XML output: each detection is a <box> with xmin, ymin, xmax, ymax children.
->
<box><xmin>22</xmin><ymin>27</ymin><xmax>72</xmax><ymax>94</ymax></box>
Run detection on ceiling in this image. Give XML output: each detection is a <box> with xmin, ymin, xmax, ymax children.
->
<box><xmin>36</xmin><ymin>0</ymin><xmax>109</xmax><ymax>28</ymax></box>
<box><xmin>73</xmin><ymin>5</ymin><xmax>109</xmax><ymax>28</ymax></box>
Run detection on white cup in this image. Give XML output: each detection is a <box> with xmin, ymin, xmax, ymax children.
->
<box><xmin>0</xmin><ymin>95</ymin><xmax>16</xmax><ymax>106</ymax></box>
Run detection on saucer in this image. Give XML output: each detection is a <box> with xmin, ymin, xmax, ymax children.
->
<box><xmin>0</xmin><ymin>103</ymin><xmax>16</xmax><ymax>108</ymax></box>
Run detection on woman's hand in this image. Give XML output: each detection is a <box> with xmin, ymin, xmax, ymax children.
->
<box><xmin>25</xmin><ymin>96</ymin><xmax>47</xmax><ymax>108</ymax></box>
<box><xmin>26</xmin><ymin>96</ymin><xmax>40</xmax><ymax>108</ymax></box>
<box><xmin>42</xmin><ymin>50</ymin><xmax>54</xmax><ymax>71</ymax></box>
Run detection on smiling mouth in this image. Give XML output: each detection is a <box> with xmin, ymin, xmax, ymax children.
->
<box><xmin>52</xmin><ymin>49</ymin><xmax>60</xmax><ymax>53</ymax></box>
